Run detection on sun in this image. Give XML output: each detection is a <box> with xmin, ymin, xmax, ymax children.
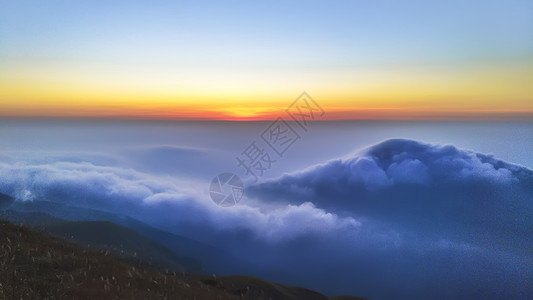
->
<box><xmin>215</xmin><ymin>106</ymin><xmax>280</xmax><ymax>120</ymax></box>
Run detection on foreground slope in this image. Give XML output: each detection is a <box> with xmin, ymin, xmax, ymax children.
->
<box><xmin>6</xmin><ymin>199</ymin><xmax>244</xmax><ymax>275</ymax></box>
<box><xmin>0</xmin><ymin>220</ymin><xmax>363</xmax><ymax>299</ymax></box>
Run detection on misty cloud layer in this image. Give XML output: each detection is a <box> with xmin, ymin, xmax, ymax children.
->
<box><xmin>0</xmin><ymin>138</ymin><xmax>531</xmax><ymax>298</ymax></box>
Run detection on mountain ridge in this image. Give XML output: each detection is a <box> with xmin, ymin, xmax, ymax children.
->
<box><xmin>0</xmin><ymin>219</ymin><xmax>365</xmax><ymax>299</ymax></box>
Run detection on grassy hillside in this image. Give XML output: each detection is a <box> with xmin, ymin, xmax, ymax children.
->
<box><xmin>0</xmin><ymin>220</ymin><xmax>364</xmax><ymax>299</ymax></box>
<box><xmin>6</xmin><ymin>199</ymin><xmax>241</xmax><ymax>274</ymax></box>
<box><xmin>45</xmin><ymin>220</ymin><xmax>205</xmax><ymax>274</ymax></box>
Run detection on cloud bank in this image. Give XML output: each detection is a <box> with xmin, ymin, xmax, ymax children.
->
<box><xmin>249</xmin><ymin>139</ymin><xmax>533</xmax><ymax>245</ymax></box>
<box><xmin>246</xmin><ymin>138</ymin><xmax>533</xmax><ymax>297</ymax></box>
<box><xmin>0</xmin><ymin>138</ymin><xmax>531</xmax><ymax>299</ymax></box>
<box><xmin>0</xmin><ymin>160</ymin><xmax>357</xmax><ymax>244</ymax></box>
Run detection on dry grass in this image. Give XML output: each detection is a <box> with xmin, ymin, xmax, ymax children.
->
<box><xmin>0</xmin><ymin>220</ymin><xmax>364</xmax><ymax>300</ymax></box>
<box><xmin>0</xmin><ymin>220</ymin><xmax>236</xmax><ymax>300</ymax></box>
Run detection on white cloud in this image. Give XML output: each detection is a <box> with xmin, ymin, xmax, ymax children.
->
<box><xmin>0</xmin><ymin>160</ymin><xmax>357</xmax><ymax>243</ymax></box>
<box><xmin>248</xmin><ymin>138</ymin><xmax>533</xmax><ymax>250</ymax></box>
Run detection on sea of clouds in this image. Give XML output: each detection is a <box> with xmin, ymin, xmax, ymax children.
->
<box><xmin>0</xmin><ymin>138</ymin><xmax>531</xmax><ymax>299</ymax></box>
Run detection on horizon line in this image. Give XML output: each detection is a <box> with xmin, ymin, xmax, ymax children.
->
<box><xmin>1</xmin><ymin>113</ymin><xmax>532</xmax><ymax>122</ymax></box>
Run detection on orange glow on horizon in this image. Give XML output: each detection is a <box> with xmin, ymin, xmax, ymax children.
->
<box><xmin>2</xmin><ymin>102</ymin><xmax>532</xmax><ymax>121</ymax></box>
<box><xmin>1</xmin><ymin>59</ymin><xmax>532</xmax><ymax>121</ymax></box>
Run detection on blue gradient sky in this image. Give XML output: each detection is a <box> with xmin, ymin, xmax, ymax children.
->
<box><xmin>1</xmin><ymin>0</ymin><xmax>532</xmax><ymax>119</ymax></box>
<box><xmin>2</xmin><ymin>0</ymin><xmax>532</xmax><ymax>66</ymax></box>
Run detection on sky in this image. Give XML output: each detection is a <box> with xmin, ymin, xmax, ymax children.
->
<box><xmin>1</xmin><ymin>0</ymin><xmax>532</xmax><ymax>120</ymax></box>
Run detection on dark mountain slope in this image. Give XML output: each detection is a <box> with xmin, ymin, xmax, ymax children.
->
<box><xmin>7</xmin><ymin>199</ymin><xmax>243</xmax><ymax>274</ymax></box>
<box><xmin>44</xmin><ymin>220</ymin><xmax>205</xmax><ymax>273</ymax></box>
<box><xmin>0</xmin><ymin>193</ymin><xmax>14</xmax><ymax>210</ymax></box>
<box><xmin>1</xmin><ymin>209</ymin><xmax>204</xmax><ymax>273</ymax></box>
<box><xmin>0</xmin><ymin>220</ymin><xmax>227</xmax><ymax>300</ymax></box>
<box><xmin>0</xmin><ymin>220</ymin><xmax>364</xmax><ymax>299</ymax></box>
